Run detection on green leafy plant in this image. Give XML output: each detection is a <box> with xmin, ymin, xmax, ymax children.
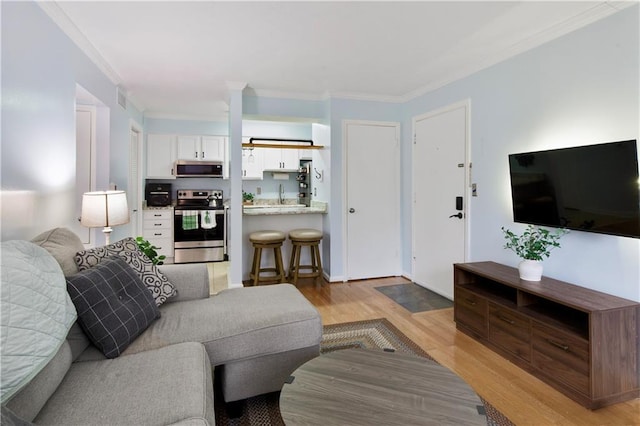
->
<box><xmin>242</xmin><ymin>190</ymin><xmax>254</xmax><ymax>203</ymax></box>
<box><xmin>501</xmin><ymin>225</ymin><xmax>568</xmax><ymax>261</ymax></box>
<box><xmin>135</xmin><ymin>237</ymin><xmax>166</xmax><ymax>265</ymax></box>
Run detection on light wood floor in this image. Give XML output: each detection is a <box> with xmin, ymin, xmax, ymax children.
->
<box><xmin>293</xmin><ymin>276</ymin><xmax>640</xmax><ymax>426</ymax></box>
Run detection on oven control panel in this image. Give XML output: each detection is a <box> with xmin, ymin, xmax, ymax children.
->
<box><xmin>177</xmin><ymin>189</ymin><xmax>222</xmax><ymax>200</ymax></box>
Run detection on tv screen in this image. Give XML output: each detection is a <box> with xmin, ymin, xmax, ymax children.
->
<box><xmin>508</xmin><ymin>140</ymin><xmax>640</xmax><ymax>239</ymax></box>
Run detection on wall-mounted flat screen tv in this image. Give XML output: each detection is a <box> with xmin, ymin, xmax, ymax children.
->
<box><xmin>508</xmin><ymin>140</ymin><xmax>639</xmax><ymax>239</ymax></box>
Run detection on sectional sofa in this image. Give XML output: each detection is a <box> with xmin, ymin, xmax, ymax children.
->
<box><xmin>1</xmin><ymin>228</ymin><xmax>322</xmax><ymax>425</ymax></box>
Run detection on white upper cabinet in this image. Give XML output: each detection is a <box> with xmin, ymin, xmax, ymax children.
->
<box><xmin>263</xmin><ymin>148</ymin><xmax>299</xmax><ymax>171</ymax></box>
<box><xmin>146</xmin><ymin>134</ymin><xmax>176</xmax><ymax>179</ymax></box>
<box><xmin>177</xmin><ymin>135</ymin><xmax>225</xmax><ymax>161</ymax></box>
<box><xmin>242</xmin><ymin>148</ymin><xmax>264</xmax><ymax>180</ymax></box>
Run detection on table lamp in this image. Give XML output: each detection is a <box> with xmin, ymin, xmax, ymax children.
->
<box><xmin>81</xmin><ymin>190</ymin><xmax>130</xmax><ymax>245</ymax></box>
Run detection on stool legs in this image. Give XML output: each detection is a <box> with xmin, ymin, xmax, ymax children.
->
<box><xmin>288</xmin><ymin>240</ymin><xmax>323</xmax><ymax>285</ymax></box>
<box><xmin>249</xmin><ymin>242</ymin><xmax>286</xmax><ymax>286</ymax></box>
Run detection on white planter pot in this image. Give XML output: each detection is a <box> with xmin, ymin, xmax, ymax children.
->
<box><xmin>518</xmin><ymin>260</ymin><xmax>543</xmax><ymax>281</ymax></box>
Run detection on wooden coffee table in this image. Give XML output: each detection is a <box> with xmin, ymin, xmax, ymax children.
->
<box><xmin>280</xmin><ymin>348</ymin><xmax>486</xmax><ymax>425</ymax></box>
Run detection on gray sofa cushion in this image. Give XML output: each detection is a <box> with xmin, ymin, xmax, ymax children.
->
<box><xmin>31</xmin><ymin>228</ymin><xmax>85</xmax><ymax>277</ymax></box>
<box><xmin>67</xmin><ymin>257</ymin><xmax>160</xmax><ymax>358</ymax></box>
<box><xmin>108</xmin><ymin>284</ymin><xmax>322</xmax><ymax>365</ymax></box>
<box><xmin>34</xmin><ymin>342</ymin><xmax>214</xmax><ymax>426</ymax></box>
<box><xmin>1</xmin><ymin>405</ymin><xmax>33</xmax><ymax>426</ymax></box>
<box><xmin>159</xmin><ymin>263</ymin><xmax>210</xmax><ymax>302</ymax></box>
<box><xmin>5</xmin><ymin>342</ymin><xmax>72</xmax><ymax>422</ymax></box>
<box><xmin>75</xmin><ymin>237</ymin><xmax>177</xmax><ymax>306</ymax></box>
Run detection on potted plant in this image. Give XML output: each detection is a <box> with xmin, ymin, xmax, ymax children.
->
<box><xmin>501</xmin><ymin>224</ymin><xmax>568</xmax><ymax>281</ymax></box>
<box><xmin>135</xmin><ymin>237</ymin><xmax>166</xmax><ymax>265</ymax></box>
<box><xmin>242</xmin><ymin>190</ymin><xmax>255</xmax><ymax>205</ymax></box>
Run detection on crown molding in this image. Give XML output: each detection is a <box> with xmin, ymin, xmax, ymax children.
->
<box><xmin>38</xmin><ymin>0</ymin><xmax>635</xmax><ymax>117</ymax></box>
<box><xmin>248</xmin><ymin>88</ymin><xmax>327</xmax><ymax>102</ymax></box>
<box><xmin>401</xmin><ymin>1</ymin><xmax>631</xmax><ymax>102</ymax></box>
<box><xmin>143</xmin><ymin>111</ymin><xmax>229</xmax><ymax>122</ymax></box>
<box><xmin>37</xmin><ymin>2</ymin><xmax>123</xmax><ymax>86</ymax></box>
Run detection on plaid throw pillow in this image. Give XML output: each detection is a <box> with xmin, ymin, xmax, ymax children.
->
<box><xmin>66</xmin><ymin>256</ymin><xmax>160</xmax><ymax>358</ymax></box>
<box><xmin>75</xmin><ymin>237</ymin><xmax>176</xmax><ymax>306</ymax></box>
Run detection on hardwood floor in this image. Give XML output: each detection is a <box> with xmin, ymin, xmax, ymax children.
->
<box><xmin>294</xmin><ymin>276</ymin><xmax>640</xmax><ymax>426</ymax></box>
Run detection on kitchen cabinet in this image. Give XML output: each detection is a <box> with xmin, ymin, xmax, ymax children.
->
<box><xmin>242</xmin><ymin>147</ymin><xmax>264</xmax><ymax>180</ymax></box>
<box><xmin>453</xmin><ymin>261</ymin><xmax>640</xmax><ymax>409</ymax></box>
<box><xmin>177</xmin><ymin>135</ymin><xmax>225</xmax><ymax>161</ymax></box>
<box><xmin>143</xmin><ymin>209</ymin><xmax>174</xmax><ymax>259</ymax></box>
<box><xmin>263</xmin><ymin>148</ymin><xmax>299</xmax><ymax>171</ymax></box>
<box><xmin>146</xmin><ymin>134</ymin><xmax>176</xmax><ymax>179</ymax></box>
<box><xmin>299</xmin><ymin>149</ymin><xmax>313</xmax><ymax>160</ymax></box>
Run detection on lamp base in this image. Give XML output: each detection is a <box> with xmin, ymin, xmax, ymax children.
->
<box><xmin>102</xmin><ymin>227</ymin><xmax>113</xmax><ymax>245</ymax></box>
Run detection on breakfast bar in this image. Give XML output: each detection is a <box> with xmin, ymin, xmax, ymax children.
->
<box><xmin>242</xmin><ymin>201</ymin><xmax>327</xmax><ymax>283</ymax></box>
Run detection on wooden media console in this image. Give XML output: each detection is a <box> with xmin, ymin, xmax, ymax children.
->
<box><xmin>453</xmin><ymin>261</ymin><xmax>639</xmax><ymax>409</ymax></box>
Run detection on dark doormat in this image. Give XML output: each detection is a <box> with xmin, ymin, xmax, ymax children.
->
<box><xmin>375</xmin><ymin>282</ymin><xmax>453</xmax><ymax>313</ymax></box>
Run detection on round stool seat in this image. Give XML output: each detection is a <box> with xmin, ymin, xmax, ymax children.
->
<box><xmin>288</xmin><ymin>229</ymin><xmax>323</xmax><ymax>285</ymax></box>
<box><xmin>250</xmin><ymin>230</ymin><xmax>286</xmax><ymax>243</ymax></box>
<box><xmin>249</xmin><ymin>230</ymin><xmax>286</xmax><ymax>286</ymax></box>
<box><xmin>289</xmin><ymin>228</ymin><xmax>322</xmax><ymax>241</ymax></box>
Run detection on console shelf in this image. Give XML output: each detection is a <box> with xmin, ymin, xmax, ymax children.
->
<box><xmin>454</xmin><ymin>261</ymin><xmax>639</xmax><ymax>409</ymax></box>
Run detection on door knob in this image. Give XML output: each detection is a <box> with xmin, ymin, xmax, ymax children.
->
<box><xmin>349</xmin><ymin>208</ymin><xmax>356</xmax><ymax>213</ymax></box>
<box><xmin>449</xmin><ymin>212</ymin><xmax>463</xmax><ymax>219</ymax></box>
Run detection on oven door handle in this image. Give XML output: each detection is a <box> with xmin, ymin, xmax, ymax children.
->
<box><xmin>174</xmin><ymin>210</ymin><xmax>224</xmax><ymax>215</ymax></box>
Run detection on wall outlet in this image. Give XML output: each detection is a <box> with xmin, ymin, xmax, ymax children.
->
<box><xmin>256</xmin><ymin>187</ymin><xmax>262</xmax><ymax>195</ymax></box>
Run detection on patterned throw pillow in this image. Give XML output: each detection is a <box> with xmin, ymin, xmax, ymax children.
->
<box><xmin>75</xmin><ymin>237</ymin><xmax>177</xmax><ymax>306</ymax></box>
<box><xmin>66</xmin><ymin>256</ymin><xmax>160</xmax><ymax>358</ymax></box>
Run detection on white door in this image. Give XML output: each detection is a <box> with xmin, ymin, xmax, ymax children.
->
<box><xmin>74</xmin><ymin>106</ymin><xmax>96</xmax><ymax>245</ymax></box>
<box><xmin>345</xmin><ymin>121</ymin><xmax>400</xmax><ymax>280</ymax></box>
<box><xmin>413</xmin><ymin>102</ymin><xmax>469</xmax><ymax>299</ymax></box>
<box><xmin>129</xmin><ymin>126</ymin><xmax>142</xmax><ymax>237</ymax></box>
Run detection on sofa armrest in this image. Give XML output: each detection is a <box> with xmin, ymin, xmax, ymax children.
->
<box><xmin>159</xmin><ymin>263</ymin><xmax>210</xmax><ymax>302</ymax></box>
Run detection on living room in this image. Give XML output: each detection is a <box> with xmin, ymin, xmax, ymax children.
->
<box><xmin>1</xmin><ymin>1</ymin><xmax>639</xmax><ymax>425</ymax></box>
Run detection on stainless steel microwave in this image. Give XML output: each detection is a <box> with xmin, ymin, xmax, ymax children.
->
<box><xmin>174</xmin><ymin>160</ymin><xmax>223</xmax><ymax>177</ymax></box>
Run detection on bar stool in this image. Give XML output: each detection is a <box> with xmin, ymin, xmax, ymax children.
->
<box><xmin>249</xmin><ymin>230</ymin><xmax>286</xmax><ymax>286</ymax></box>
<box><xmin>288</xmin><ymin>228</ymin><xmax>323</xmax><ymax>285</ymax></box>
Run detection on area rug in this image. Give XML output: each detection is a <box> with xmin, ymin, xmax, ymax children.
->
<box><xmin>214</xmin><ymin>318</ymin><xmax>514</xmax><ymax>426</ymax></box>
<box><xmin>374</xmin><ymin>283</ymin><xmax>453</xmax><ymax>313</ymax></box>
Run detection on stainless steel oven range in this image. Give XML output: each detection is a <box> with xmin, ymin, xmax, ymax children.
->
<box><xmin>173</xmin><ymin>189</ymin><xmax>227</xmax><ymax>263</ymax></box>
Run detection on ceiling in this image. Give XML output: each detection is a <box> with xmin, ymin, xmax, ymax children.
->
<box><xmin>43</xmin><ymin>1</ymin><xmax>632</xmax><ymax>120</ymax></box>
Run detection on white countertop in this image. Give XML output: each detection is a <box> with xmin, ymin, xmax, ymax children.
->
<box><xmin>243</xmin><ymin>201</ymin><xmax>327</xmax><ymax>216</ymax></box>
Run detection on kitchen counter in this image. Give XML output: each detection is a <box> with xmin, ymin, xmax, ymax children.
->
<box><xmin>242</xmin><ymin>201</ymin><xmax>327</xmax><ymax>216</ymax></box>
<box><xmin>142</xmin><ymin>204</ymin><xmax>174</xmax><ymax>210</ymax></box>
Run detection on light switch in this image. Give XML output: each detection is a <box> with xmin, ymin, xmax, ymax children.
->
<box><xmin>472</xmin><ymin>183</ymin><xmax>477</xmax><ymax>197</ymax></box>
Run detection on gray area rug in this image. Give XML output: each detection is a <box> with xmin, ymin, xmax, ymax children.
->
<box><xmin>375</xmin><ymin>283</ymin><xmax>453</xmax><ymax>313</ymax></box>
<box><xmin>214</xmin><ymin>318</ymin><xmax>513</xmax><ymax>426</ymax></box>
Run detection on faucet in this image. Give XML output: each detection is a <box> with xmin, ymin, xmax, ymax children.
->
<box><xmin>279</xmin><ymin>183</ymin><xmax>284</xmax><ymax>204</ymax></box>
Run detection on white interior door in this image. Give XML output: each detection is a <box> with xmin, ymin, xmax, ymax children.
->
<box><xmin>129</xmin><ymin>125</ymin><xmax>142</xmax><ymax>237</ymax></box>
<box><xmin>345</xmin><ymin>121</ymin><xmax>400</xmax><ymax>280</ymax></box>
<box><xmin>74</xmin><ymin>106</ymin><xmax>96</xmax><ymax>245</ymax></box>
<box><xmin>412</xmin><ymin>102</ymin><xmax>469</xmax><ymax>299</ymax></box>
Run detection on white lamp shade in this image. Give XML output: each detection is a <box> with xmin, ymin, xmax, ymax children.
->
<box><xmin>81</xmin><ymin>191</ymin><xmax>130</xmax><ymax>227</ymax></box>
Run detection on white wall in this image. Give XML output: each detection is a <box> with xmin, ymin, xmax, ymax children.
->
<box><xmin>402</xmin><ymin>5</ymin><xmax>639</xmax><ymax>301</ymax></box>
<box><xmin>1</xmin><ymin>1</ymin><xmax>143</xmax><ymax>243</ymax></box>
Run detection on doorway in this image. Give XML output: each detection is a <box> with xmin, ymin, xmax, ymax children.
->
<box><xmin>74</xmin><ymin>105</ymin><xmax>96</xmax><ymax>245</ymax></box>
<box><xmin>129</xmin><ymin>122</ymin><xmax>143</xmax><ymax>236</ymax></box>
<box><xmin>344</xmin><ymin>120</ymin><xmax>400</xmax><ymax>280</ymax></box>
<box><xmin>412</xmin><ymin>101</ymin><xmax>470</xmax><ymax>299</ymax></box>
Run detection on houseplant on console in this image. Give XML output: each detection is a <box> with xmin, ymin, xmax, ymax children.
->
<box><xmin>501</xmin><ymin>224</ymin><xmax>568</xmax><ymax>281</ymax></box>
